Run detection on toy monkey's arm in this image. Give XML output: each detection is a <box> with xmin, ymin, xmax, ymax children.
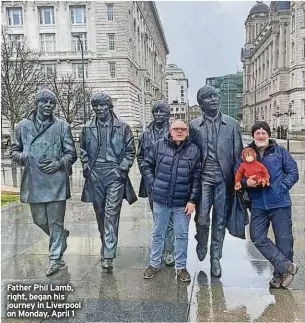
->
<box><xmin>235</xmin><ymin>163</ymin><xmax>246</xmax><ymax>183</ymax></box>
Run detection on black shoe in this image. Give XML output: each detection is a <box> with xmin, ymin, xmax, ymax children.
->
<box><xmin>211</xmin><ymin>258</ymin><xmax>222</xmax><ymax>277</ymax></box>
<box><xmin>195</xmin><ymin>233</ymin><xmax>208</xmax><ymax>261</ymax></box>
<box><xmin>102</xmin><ymin>258</ymin><xmax>113</xmax><ymax>272</ymax></box>
<box><xmin>196</xmin><ymin>243</ymin><xmax>207</xmax><ymax>261</ymax></box>
<box><xmin>46</xmin><ymin>261</ymin><xmax>60</xmax><ymax>276</ymax></box>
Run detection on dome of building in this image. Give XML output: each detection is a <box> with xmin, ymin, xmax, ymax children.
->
<box><xmin>249</xmin><ymin>1</ymin><xmax>270</xmax><ymax>15</ymax></box>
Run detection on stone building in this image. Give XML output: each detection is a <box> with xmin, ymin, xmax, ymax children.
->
<box><xmin>206</xmin><ymin>72</ymin><xmax>243</xmax><ymax>120</ymax></box>
<box><xmin>165</xmin><ymin>63</ymin><xmax>189</xmax><ymax>122</ymax></box>
<box><xmin>241</xmin><ymin>1</ymin><xmax>305</xmax><ymax>132</ymax></box>
<box><xmin>1</xmin><ymin>1</ymin><xmax>169</xmax><ymax>133</ymax></box>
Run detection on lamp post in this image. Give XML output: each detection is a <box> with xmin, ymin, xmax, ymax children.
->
<box><xmin>272</xmin><ymin>109</ymin><xmax>284</xmax><ymax>139</ymax></box>
<box><xmin>284</xmin><ymin>103</ymin><xmax>296</xmax><ymax>152</ymax></box>
<box><xmin>245</xmin><ymin>73</ymin><xmax>257</xmax><ymax>122</ymax></box>
<box><xmin>73</xmin><ymin>34</ymin><xmax>86</xmax><ymax>123</ymax></box>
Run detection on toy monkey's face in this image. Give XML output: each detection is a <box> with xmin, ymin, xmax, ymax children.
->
<box><xmin>245</xmin><ymin>152</ymin><xmax>255</xmax><ymax>163</ymax></box>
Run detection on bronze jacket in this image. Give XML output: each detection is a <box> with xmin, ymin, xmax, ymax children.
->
<box><xmin>11</xmin><ymin>111</ymin><xmax>77</xmax><ymax>203</ymax></box>
<box><xmin>80</xmin><ymin>114</ymin><xmax>137</xmax><ymax>204</ymax></box>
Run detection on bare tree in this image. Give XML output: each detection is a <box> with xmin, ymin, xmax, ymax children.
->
<box><xmin>44</xmin><ymin>73</ymin><xmax>92</xmax><ymax>128</ymax></box>
<box><xmin>1</xmin><ymin>27</ymin><xmax>44</xmax><ymax>134</ymax></box>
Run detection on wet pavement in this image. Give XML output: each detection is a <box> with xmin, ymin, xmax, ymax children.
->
<box><xmin>1</xmin><ymin>152</ymin><xmax>305</xmax><ymax>322</ymax></box>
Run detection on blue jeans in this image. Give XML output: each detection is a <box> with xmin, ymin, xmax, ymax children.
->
<box><xmin>250</xmin><ymin>206</ymin><xmax>293</xmax><ymax>275</ymax></box>
<box><xmin>150</xmin><ymin>202</ymin><xmax>190</xmax><ymax>269</ymax></box>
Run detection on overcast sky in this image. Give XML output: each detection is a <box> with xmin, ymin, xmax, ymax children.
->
<box><xmin>155</xmin><ymin>1</ymin><xmax>258</xmax><ymax>105</ymax></box>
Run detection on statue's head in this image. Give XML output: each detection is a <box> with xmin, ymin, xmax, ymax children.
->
<box><xmin>197</xmin><ymin>85</ymin><xmax>220</xmax><ymax>117</ymax></box>
<box><xmin>91</xmin><ymin>92</ymin><xmax>113</xmax><ymax>122</ymax></box>
<box><xmin>151</xmin><ymin>100</ymin><xmax>170</xmax><ymax>127</ymax></box>
<box><xmin>35</xmin><ymin>89</ymin><xmax>56</xmax><ymax>118</ymax></box>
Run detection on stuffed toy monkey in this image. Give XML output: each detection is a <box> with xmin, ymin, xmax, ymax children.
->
<box><xmin>235</xmin><ymin>147</ymin><xmax>270</xmax><ymax>190</ymax></box>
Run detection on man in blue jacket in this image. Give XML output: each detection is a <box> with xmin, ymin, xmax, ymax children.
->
<box><xmin>140</xmin><ymin>120</ymin><xmax>201</xmax><ymax>282</ymax></box>
<box><xmin>242</xmin><ymin>121</ymin><xmax>299</xmax><ymax>289</ymax></box>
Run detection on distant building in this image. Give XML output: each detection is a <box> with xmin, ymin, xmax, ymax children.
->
<box><xmin>206</xmin><ymin>72</ymin><xmax>243</xmax><ymax>120</ymax></box>
<box><xmin>165</xmin><ymin>64</ymin><xmax>189</xmax><ymax>121</ymax></box>
<box><xmin>188</xmin><ymin>104</ymin><xmax>201</xmax><ymax>122</ymax></box>
<box><xmin>241</xmin><ymin>1</ymin><xmax>305</xmax><ymax>131</ymax></box>
<box><xmin>169</xmin><ymin>103</ymin><xmax>188</xmax><ymax>123</ymax></box>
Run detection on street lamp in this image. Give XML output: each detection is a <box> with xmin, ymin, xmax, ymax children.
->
<box><xmin>72</xmin><ymin>34</ymin><xmax>86</xmax><ymax>123</ymax></box>
<box><xmin>283</xmin><ymin>103</ymin><xmax>296</xmax><ymax>152</ymax></box>
<box><xmin>272</xmin><ymin>109</ymin><xmax>284</xmax><ymax>138</ymax></box>
<box><xmin>245</xmin><ymin>74</ymin><xmax>257</xmax><ymax>122</ymax></box>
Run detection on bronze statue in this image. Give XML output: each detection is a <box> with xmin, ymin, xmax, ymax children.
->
<box><xmin>11</xmin><ymin>89</ymin><xmax>77</xmax><ymax>276</ymax></box>
<box><xmin>190</xmin><ymin>85</ymin><xmax>243</xmax><ymax>277</ymax></box>
<box><xmin>80</xmin><ymin>92</ymin><xmax>137</xmax><ymax>272</ymax></box>
<box><xmin>137</xmin><ymin>100</ymin><xmax>175</xmax><ymax>266</ymax></box>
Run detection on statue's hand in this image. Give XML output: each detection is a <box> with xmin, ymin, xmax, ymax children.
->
<box><xmin>19</xmin><ymin>152</ymin><xmax>28</xmax><ymax>166</ymax></box>
<box><xmin>38</xmin><ymin>160</ymin><xmax>61</xmax><ymax>174</ymax></box>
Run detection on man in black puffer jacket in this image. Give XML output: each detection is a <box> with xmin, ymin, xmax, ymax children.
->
<box><xmin>140</xmin><ymin>119</ymin><xmax>201</xmax><ymax>282</ymax></box>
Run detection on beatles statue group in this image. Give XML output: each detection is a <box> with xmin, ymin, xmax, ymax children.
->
<box><xmin>11</xmin><ymin>85</ymin><xmax>242</xmax><ymax>277</ymax></box>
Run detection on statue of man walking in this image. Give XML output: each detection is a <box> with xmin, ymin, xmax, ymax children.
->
<box><xmin>190</xmin><ymin>85</ymin><xmax>243</xmax><ymax>277</ymax></box>
<box><xmin>80</xmin><ymin>92</ymin><xmax>137</xmax><ymax>272</ymax></box>
<box><xmin>11</xmin><ymin>89</ymin><xmax>77</xmax><ymax>276</ymax></box>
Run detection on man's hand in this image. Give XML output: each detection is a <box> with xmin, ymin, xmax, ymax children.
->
<box><xmin>38</xmin><ymin>160</ymin><xmax>61</xmax><ymax>174</ymax></box>
<box><xmin>246</xmin><ymin>175</ymin><xmax>258</xmax><ymax>188</ymax></box>
<box><xmin>184</xmin><ymin>202</ymin><xmax>195</xmax><ymax>216</ymax></box>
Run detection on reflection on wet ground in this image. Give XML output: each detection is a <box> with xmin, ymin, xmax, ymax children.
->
<box><xmin>1</xmin><ymin>153</ymin><xmax>305</xmax><ymax>322</ymax></box>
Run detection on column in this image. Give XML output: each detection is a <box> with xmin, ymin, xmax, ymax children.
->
<box><xmin>269</xmin><ymin>45</ymin><xmax>272</xmax><ymax>76</ymax></box>
<box><xmin>279</xmin><ymin>23</ymin><xmax>285</xmax><ymax>68</ymax></box>
<box><xmin>272</xmin><ymin>31</ymin><xmax>277</xmax><ymax>70</ymax></box>
<box><xmin>286</xmin><ymin>24</ymin><xmax>290</xmax><ymax>65</ymax></box>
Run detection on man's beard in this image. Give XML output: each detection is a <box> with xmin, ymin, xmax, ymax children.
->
<box><xmin>254</xmin><ymin>139</ymin><xmax>269</xmax><ymax>148</ymax></box>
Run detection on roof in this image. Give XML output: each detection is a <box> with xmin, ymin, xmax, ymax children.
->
<box><xmin>249</xmin><ymin>1</ymin><xmax>269</xmax><ymax>15</ymax></box>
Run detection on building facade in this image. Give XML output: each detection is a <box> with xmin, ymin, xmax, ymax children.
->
<box><xmin>165</xmin><ymin>63</ymin><xmax>189</xmax><ymax>121</ymax></box>
<box><xmin>1</xmin><ymin>1</ymin><xmax>169</xmax><ymax>133</ymax></box>
<box><xmin>241</xmin><ymin>1</ymin><xmax>305</xmax><ymax>132</ymax></box>
<box><xmin>188</xmin><ymin>104</ymin><xmax>201</xmax><ymax>122</ymax></box>
<box><xmin>206</xmin><ymin>72</ymin><xmax>243</xmax><ymax>120</ymax></box>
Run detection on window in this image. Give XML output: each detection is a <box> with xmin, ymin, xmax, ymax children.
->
<box><xmin>292</xmin><ymin>15</ymin><xmax>295</xmax><ymax>32</ymax></box>
<box><xmin>72</xmin><ymin>33</ymin><xmax>88</xmax><ymax>51</ymax></box>
<box><xmin>42</xmin><ymin>64</ymin><xmax>56</xmax><ymax>77</ymax></box>
<box><xmin>106</xmin><ymin>4</ymin><xmax>114</xmax><ymax>21</ymax></box>
<box><xmin>70</xmin><ymin>6</ymin><xmax>86</xmax><ymax>24</ymax></box>
<box><xmin>7</xmin><ymin>7</ymin><xmax>23</xmax><ymax>25</ymax></box>
<box><xmin>303</xmin><ymin>38</ymin><xmax>305</xmax><ymax>58</ymax></box>
<box><xmin>302</xmin><ymin>99</ymin><xmax>305</xmax><ymax>117</ymax></box>
<box><xmin>39</xmin><ymin>7</ymin><xmax>54</xmax><ymax>25</ymax></box>
<box><xmin>303</xmin><ymin>8</ymin><xmax>305</xmax><ymax>27</ymax></box>
<box><xmin>291</xmin><ymin>73</ymin><xmax>294</xmax><ymax>87</ymax></box>
<box><xmin>303</xmin><ymin>71</ymin><xmax>305</xmax><ymax>87</ymax></box>
<box><xmin>40</xmin><ymin>34</ymin><xmax>56</xmax><ymax>53</ymax></box>
<box><xmin>72</xmin><ymin>63</ymin><xmax>88</xmax><ymax>79</ymax></box>
<box><xmin>109</xmin><ymin>62</ymin><xmax>116</xmax><ymax>78</ymax></box>
<box><xmin>9</xmin><ymin>34</ymin><xmax>24</xmax><ymax>50</ymax></box>
<box><xmin>108</xmin><ymin>34</ymin><xmax>115</xmax><ymax>50</ymax></box>
<box><xmin>180</xmin><ymin>85</ymin><xmax>184</xmax><ymax>103</ymax></box>
<box><xmin>291</xmin><ymin>42</ymin><xmax>295</xmax><ymax>61</ymax></box>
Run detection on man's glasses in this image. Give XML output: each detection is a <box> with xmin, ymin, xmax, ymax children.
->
<box><xmin>172</xmin><ymin>128</ymin><xmax>188</xmax><ymax>133</ymax></box>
